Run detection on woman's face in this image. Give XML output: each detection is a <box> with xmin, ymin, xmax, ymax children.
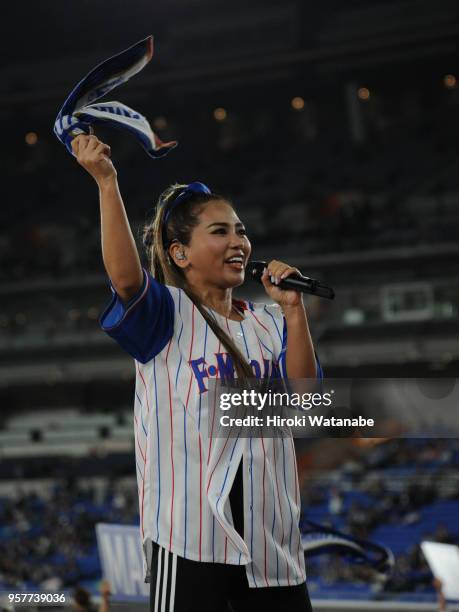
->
<box><xmin>184</xmin><ymin>200</ymin><xmax>252</xmax><ymax>289</ymax></box>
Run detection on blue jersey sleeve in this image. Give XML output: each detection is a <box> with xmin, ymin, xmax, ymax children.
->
<box><xmin>279</xmin><ymin>317</ymin><xmax>323</xmax><ymax>380</ymax></box>
<box><xmin>99</xmin><ymin>269</ymin><xmax>174</xmax><ymax>363</ymax></box>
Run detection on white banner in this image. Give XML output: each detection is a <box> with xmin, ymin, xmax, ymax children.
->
<box><xmin>421</xmin><ymin>541</ymin><xmax>459</xmax><ymax>600</ymax></box>
<box><xmin>96</xmin><ymin>523</ymin><xmax>149</xmax><ymax>600</ymax></box>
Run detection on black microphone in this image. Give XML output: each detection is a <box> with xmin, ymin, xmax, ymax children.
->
<box><xmin>247</xmin><ymin>261</ymin><xmax>335</xmax><ymax>300</ymax></box>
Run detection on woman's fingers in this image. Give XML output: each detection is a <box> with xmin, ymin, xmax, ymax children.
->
<box><xmin>86</xmin><ymin>135</ymin><xmax>101</xmax><ymax>152</ymax></box>
<box><xmin>71</xmin><ymin>135</ymin><xmax>84</xmax><ymax>155</ymax></box>
<box><xmin>280</xmin><ymin>266</ymin><xmax>300</xmax><ymax>279</ymax></box>
<box><xmin>260</xmin><ymin>266</ymin><xmax>272</xmax><ymax>289</ymax></box>
<box><xmin>262</xmin><ymin>261</ymin><xmax>303</xmax><ymax>307</ymax></box>
<box><xmin>266</xmin><ymin>260</ymin><xmax>278</xmax><ymax>284</ymax></box>
<box><xmin>71</xmin><ymin>134</ymin><xmax>91</xmax><ymax>156</ymax></box>
<box><xmin>71</xmin><ymin>134</ymin><xmax>104</xmax><ymax>156</ymax></box>
<box><xmin>95</xmin><ymin>142</ymin><xmax>111</xmax><ymax>157</ymax></box>
<box><xmin>261</xmin><ymin>266</ymin><xmax>268</xmax><ymax>282</ymax></box>
<box><xmin>70</xmin><ymin>133</ymin><xmax>116</xmax><ymax>183</ymax></box>
<box><xmin>75</xmin><ymin>136</ymin><xmax>110</xmax><ymax>161</ymax></box>
<box><xmin>265</xmin><ymin>260</ymin><xmax>299</xmax><ymax>285</ymax></box>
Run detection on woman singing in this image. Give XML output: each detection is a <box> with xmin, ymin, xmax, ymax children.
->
<box><xmin>72</xmin><ymin>133</ymin><xmax>319</xmax><ymax>612</ymax></box>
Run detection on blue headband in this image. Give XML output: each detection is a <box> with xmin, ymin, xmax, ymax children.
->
<box><xmin>163</xmin><ymin>182</ymin><xmax>211</xmax><ymax>224</ymax></box>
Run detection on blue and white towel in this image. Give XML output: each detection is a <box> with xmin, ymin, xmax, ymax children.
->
<box><xmin>302</xmin><ymin>519</ymin><xmax>394</xmax><ymax>577</ymax></box>
<box><xmin>54</xmin><ymin>35</ymin><xmax>177</xmax><ymax>158</ymax></box>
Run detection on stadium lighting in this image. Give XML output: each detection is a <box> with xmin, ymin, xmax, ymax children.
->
<box><xmin>68</xmin><ymin>309</ymin><xmax>81</xmax><ymax>321</ymax></box>
<box><xmin>291</xmin><ymin>96</ymin><xmax>305</xmax><ymax>111</ymax></box>
<box><xmin>87</xmin><ymin>307</ymin><xmax>99</xmax><ymax>320</ymax></box>
<box><xmin>25</xmin><ymin>132</ymin><xmax>38</xmax><ymax>145</ymax></box>
<box><xmin>358</xmin><ymin>87</ymin><xmax>370</xmax><ymax>101</ymax></box>
<box><xmin>153</xmin><ymin>116</ymin><xmax>168</xmax><ymax>130</ymax></box>
<box><xmin>444</xmin><ymin>74</ymin><xmax>457</xmax><ymax>89</ymax></box>
<box><xmin>213</xmin><ymin>107</ymin><xmax>227</xmax><ymax>121</ymax></box>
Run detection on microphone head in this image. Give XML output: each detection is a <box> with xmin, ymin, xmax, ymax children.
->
<box><xmin>247</xmin><ymin>260</ymin><xmax>267</xmax><ymax>284</ymax></box>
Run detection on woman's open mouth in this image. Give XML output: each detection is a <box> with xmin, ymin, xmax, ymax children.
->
<box><xmin>225</xmin><ymin>256</ymin><xmax>244</xmax><ymax>271</ymax></box>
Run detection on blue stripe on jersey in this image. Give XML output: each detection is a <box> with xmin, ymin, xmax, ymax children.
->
<box><xmin>183</xmin><ymin>401</ymin><xmax>188</xmax><ymax>557</ymax></box>
<box><xmin>270</xmin><ymin>465</ymin><xmax>280</xmax><ymax>585</ymax></box>
<box><xmin>249</xmin><ymin>435</ymin><xmax>257</xmax><ymax>587</ymax></box>
<box><xmin>239</xmin><ymin>322</ymin><xmax>250</xmax><ymax>359</ymax></box>
<box><xmin>136</xmin><ymin>458</ymin><xmax>144</xmax><ymax>481</ymax></box>
<box><xmin>281</xmin><ymin>436</ymin><xmax>296</xmax><ymax>580</ymax></box>
<box><xmin>212</xmin><ymin>516</ymin><xmax>216</xmax><ymax>563</ymax></box>
<box><xmin>199</xmin><ymin>320</ymin><xmax>212</xmax><ymax>559</ymax></box>
<box><xmin>255</xmin><ymin>335</ymin><xmax>273</xmax><ymax>356</ymax></box>
<box><xmin>224</xmin><ymin>321</ymin><xmax>246</xmax><ymax>567</ymax></box>
<box><xmin>135</xmin><ymin>392</ymin><xmax>148</xmax><ymax>437</ymax></box>
<box><xmin>278</xmin><ymin>318</ymin><xmax>288</xmax><ymax>379</ymax></box>
<box><xmin>175</xmin><ymin>290</ymin><xmax>189</xmax><ymax>557</ymax></box>
<box><xmin>279</xmin><ymin>314</ymin><xmax>324</xmax><ymax>381</ymax></box>
<box><xmin>263</xmin><ymin>306</ymin><xmax>283</xmax><ymax>344</ymax></box>
<box><xmin>175</xmin><ymin>290</ymin><xmax>184</xmax><ymax>387</ymax></box>
<box><xmin>198</xmin><ymin>322</ymin><xmax>208</xmax><ymax>431</ymax></box>
<box><xmin>264</xmin><ymin>307</ymin><xmax>287</xmax><ymax>383</ymax></box>
<box><xmin>215</xmin><ymin>436</ymin><xmax>240</xmax><ymax>516</ymax></box>
<box><xmin>279</xmin><ymin>349</ymin><xmax>287</xmax><ymax>380</ymax></box>
<box><xmin>153</xmin><ymin>358</ymin><xmax>161</xmax><ymax>541</ymax></box>
<box><xmin>215</xmin><ymin>436</ymin><xmax>244</xmax><ymax>556</ymax></box>
<box><xmin>315</xmin><ymin>352</ymin><xmax>324</xmax><ymax>381</ymax></box>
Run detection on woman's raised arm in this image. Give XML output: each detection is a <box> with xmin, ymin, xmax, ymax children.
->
<box><xmin>71</xmin><ymin>134</ymin><xmax>143</xmax><ymax>302</ymax></box>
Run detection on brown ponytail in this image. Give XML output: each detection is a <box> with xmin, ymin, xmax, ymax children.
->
<box><xmin>143</xmin><ymin>184</ymin><xmax>254</xmax><ymax>385</ymax></box>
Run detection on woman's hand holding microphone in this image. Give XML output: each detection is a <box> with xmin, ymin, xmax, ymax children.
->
<box><xmin>260</xmin><ymin>260</ymin><xmax>304</xmax><ymax>310</ymax></box>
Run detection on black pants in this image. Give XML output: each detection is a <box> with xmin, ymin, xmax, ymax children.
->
<box><xmin>149</xmin><ymin>463</ymin><xmax>313</xmax><ymax>612</ymax></box>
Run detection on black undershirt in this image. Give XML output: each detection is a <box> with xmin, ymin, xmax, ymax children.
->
<box><xmin>228</xmin><ymin>459</ymin><xmax>244</xmax><ymax>538</ymax></box>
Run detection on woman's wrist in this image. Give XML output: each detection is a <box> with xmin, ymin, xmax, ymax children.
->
<box><xmin>97</xmin><ymin>173</ymin><xmax>118</xmax><ymax>192</ymax></box>
<box><xmin>282</xmin><ymin>300</ymin><xmax>306</xmax><ymax>321</ymax></box>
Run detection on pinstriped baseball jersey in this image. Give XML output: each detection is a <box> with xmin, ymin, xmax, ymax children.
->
<box><xmin>100</xmin><ymin>268</ymin><xmax>322</xmax><ymax>588</ymax></box>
